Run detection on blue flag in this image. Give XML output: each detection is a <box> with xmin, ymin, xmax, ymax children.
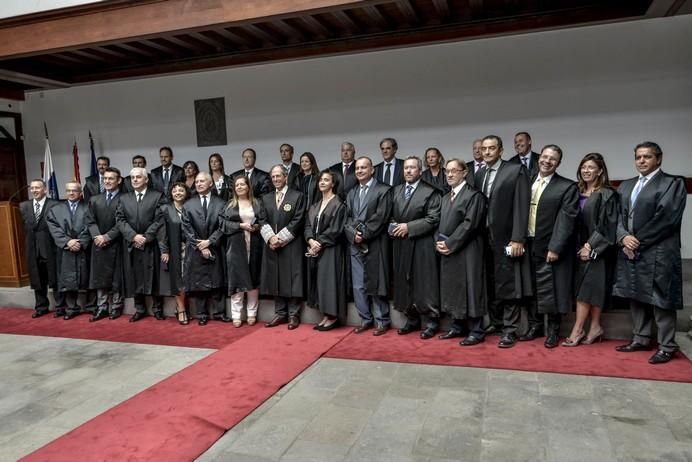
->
<box><xmin>89</xmin><ymin>131</ymin><xmax>98</xmax><ymax>177</ymax></box>
<box><xmin>43</xmin><ymin>128</ymin><xmax>59</xmax><ymax>200</ymax></box>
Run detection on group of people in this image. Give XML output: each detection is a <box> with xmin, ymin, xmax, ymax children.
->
<box><xmin>20</xmin><ymin>134</ymin><xmax>687</xmax><ymax>365</ymax></box>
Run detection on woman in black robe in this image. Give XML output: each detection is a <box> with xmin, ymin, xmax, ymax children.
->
<box><xmin>305</xmin><ymin>170</ymin><xmax>347</xmax><ymax>331</ymax></box>
<box><xmin>159</xmin><ymin>182</ymin><xmax>190</xmax><ymax>324</ymax></box>
<box><xmin>182</xmin><ymin>160</ymin><xmax>199</xmax><ymax>197</ymax></box>
<box><xmin>298</xmin><ymin>152</ymin><xmax>320</xmax><ymax>212</ymax></box>
<box><xmin>421</xmin><ymin>147</ymin><xmax>449</xmax><ymax>194</ymax></box>
<box><xmin>563</xmin><ymin>153</ymin><xmax>619</xmax><ymax>346</ymax></box>
<box><xmin>209</xmin><ymin>153</ymin><xmax>233</xmax><ymax>202</ymax></box>
<box><xmin>220</xmin><ymin>175</ymin><xmax>266</xmax><ymax>327</ymax></box>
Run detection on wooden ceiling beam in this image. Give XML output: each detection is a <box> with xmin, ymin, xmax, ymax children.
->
<box><xmin>432</xmin><ymin>0</ymin><xmax>450</xmax><ymax>20</ymax></box>
<box><xmin>242</xmin><ymin>24</ymin><xmax>282</xmax><ymax>45</ymax></box>
<box><xmin>270</xmin><ymin>20</ymin><xmax>306</xmax><ymax>42</ymax></box>
<box><xmin>361</xmin><ymin>5</ymin><xmax>389</xmax><ymax>29</ymax></box>
<box><xmin>330</xmin><ymin>10</ymin><xmax>360</xmax><ymax>34</ymax></box>
<box><xmin>68</xmin><ymin>49</ymin><xmax>111</xmax><ymax>63</ymax></box>
<box><xmin>138</xmin><ymin>39</ymin><xmax>181</xmax><ymax>56</ymax></box>
<box><xmin>93</xmin><ymin>45</ymin><xmax>133</xmax><ymax>61</ymax></box>
<box><xmin>395</xmin><ymin>0</ymin><xmax>418</xmax><ymax>26</ymax></box>
<box><xmin>188</xmin><ymin>32</ymin><xmax>226</xmax><ymax>52</ymax></box>
<box><xmin>114</xmin><ymin>43</ymin><xmax>157</xmax><ymax>59</ymax></box>
<box><xmin>299</xmin><ymin>15</ymin><xmax>333</xmax><ymax>39</ymax></box>
<box><xmin>213</xmin><ymin>28</ymin><xmax>253</xmax><ymax>48</ymax></box>
<box><xmin>0</xmin><ymin>0</ymin><xmax>367</xmax><ymax>59</ymax></box>
<box><xmin>160</xmin><ymin>36</ymin><xmax>205</xmax><ymax>54</ymax></box>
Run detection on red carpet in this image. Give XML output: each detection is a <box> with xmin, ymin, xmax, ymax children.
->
<box><xmin>0</xmin><ymin>307</ymin><xmax>255</xmax><ymax>349</ymax></box>
<box><xmin>325</xmin><ymin>332</ymin><xmax>692</xmax><ymax>383</ymax></box>
<box><xmin>21</xmin><ymin>325</ymin><xmax>350</xmax><ymax>462</ymax></box>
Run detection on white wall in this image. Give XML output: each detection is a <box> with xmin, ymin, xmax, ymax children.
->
<box><xmin>20</xmin><ymin>15</ymin><xmax>692</xmax><ymax>255</ymax></box>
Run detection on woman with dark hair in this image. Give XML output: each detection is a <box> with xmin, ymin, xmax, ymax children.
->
<box><xmin>305</xmin><ymin>169</ymin><xmax>347</xmax><ymax>331</ymax></box>
<box><xmin>298</xmin><ymin>152</ymin><xmax>320</xmax><ymax>211</ymax></box>
<box><xmin>209</xmin><ymin>153</ymin><xmax>232</xmax><ymax>202</ymax></box>
<box><xmin>158</xmin><ymin>182</ymin><xmax>190</xmax><ymax>324</ymax></box>
<box><xmin>220</xmin><ymin>175</ymin><xmax>266</xmax><ymax>327</ymax></box>
<box><xmin>182</xmin><ymin>161</ymin><xmax>199</xmax><ymax>196</ymax></box>
<box><xmin>421</xmin><ymin>147</ymin><xmax>449</xmax><ymax>193</ymax></box>
<box><xmin>563</xmin><ymin>153</ymin><xmax>619</xmax><ymax>346</ymax></box>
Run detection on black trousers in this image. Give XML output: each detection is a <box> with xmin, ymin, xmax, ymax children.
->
<box><xmin>275</xmin><ymin>296</ymin><xmax>302</xmax><ymax>318</ymax></box>
<box><xmin>134</xmin><ymin>294</ymin><xmax>164</xmax><ymax>314</ymax></box>
<box><xmin>189</xmin><ymin>289</ymin><xmax>224</xmax><ymax>318</ymax></box>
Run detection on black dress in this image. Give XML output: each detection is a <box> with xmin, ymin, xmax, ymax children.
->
<box><xmin>574</xmin><ymin>188</ymin><xmax>619</xmax><ymax>309</ymax></box>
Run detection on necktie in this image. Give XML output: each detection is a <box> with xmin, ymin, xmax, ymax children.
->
<box><xmin>450</xmin><ymin>190</ymin><xmax>456</xmax><ymax>203</ymax></box>
<box><xmin>405</xmin><ymin>184</ymin><xmax>413</xmax><ymax>201</ymax></box>
<box><xmin>34</xmin><ymin>201</ymin><xmax>41</xmax><ymax>221</ymax></box>
<box><xmin>631</xmin><ymin>176</ymin><xmax>647</xmax><ymax>208</ymax></box>
<box><xmin>70</xmin><ymin>202</ymin><xmax>77</xmax><ymax>215</ymax></box>
<box><xmin>482</xmin><ymin>168</ymin><xmax>492</xmax><ymax>197</ymax></box>
<box><xmin>528</xmin><ymin>178</ymin><xmax>547</xmax><ymax>236</ymax></box>
<box><xmin>276</xmin><ymin>191</ymin><xmax>283</xmax><ymax>209</ymax></box>
<box><xmin>476</xmin><ymin>162</ymin><xmax>483</xmax><ymax>173</ymax></box>
<box><xmin>202</xmin><ymin>195</ymin><xmax>208</xmax><ymax>217</ymax></box>
<box><xmin>343</xmin><ymin>164</ymin><xmax>348</xmax><ymax>178</ymax></box>
<box><xmin>163</xmin><ymin>168</ymin><xmax>170</xmax><ymax>189</ymax></box>
<box><xmin>99</xmin><ymin>177</ymin><xmax>105</xmax><ymax>193</ymax></box>
<box><xmin>522</xmin><ymin>157</ymin><xmax>529</xmax><ymax>169</ymax></box>
<box><xmin>106</xmin><ymin>192</ymin><xmax>113</xmax><ymax>206</ymax></box>
<box><xmin>137</xmin><ymin>192</ymin><xmax>143</xmax><ymax>203</ymax></box>
<box><xmin>383</xmin><ymin>163</ymin><xmax>392</xmax><ymax>185</ymax></box>
<box><xmin>245</xmin><ymin>170</ymin><xmax>251</xmax><ymax>179</ymax></box>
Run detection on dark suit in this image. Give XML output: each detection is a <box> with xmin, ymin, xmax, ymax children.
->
<box><xmin>612</xmin><ymin>170</ymin><xmax>686</xmax><ymax>353</ymax></box>
<box><xmin>83</xmin><ymin>175</ymin><xmax>102</xmax><ymax>202</ymax></box>
<box><xmin>150</xmin><ymin>164</ymin><xmax>185</xmax><ymax>198</ymax></box>
<box><xmin>466</xmin><ymin>160</ymin><xmax>485</xmax><ymax>189</ymax></box>
<box><xmin>231</xmin><ymin>168</ymin><xmax>272</xmax><ymax>198</ymax></box>
<box><xmin>526</xmin><ymin>173</ymin><xmax>579</xmax><ymax>335</ymax></box>
<box><xmin>284</xmin><ymin>162</ymin><xmax>301</xmax><ymax>191</ymax></box>
<box><xmin>20</xmin><ymin>198</ymin><xmax>64</xmax><ymax>313</ymax></box>
<box><xmin>329</xmin><ymin>162</ymin><xmax>358</xmax><ymax>199</ymax></box>
<box><xmin>115</xmin><ymin>189</ymin><xmax>165</xmax><ymax>314</ymax></box>
<box><xmin>182</xmin><ymin>194</ymin><xmax>226</xmax><ymax>319</ymax></box>
<box><xmin>508</xmin><ymin>151</ymin><xmax>540</xmax><ymax>177</ymax></box>
<box><xmin>344</xmin><ymin>180</ymin><xmax>392</xmax><ymax>328</ymax></box>
<box><xmin>374</xmin><ymin>158</ymin><xmax>405</xmax><ymax>187</ymax></box>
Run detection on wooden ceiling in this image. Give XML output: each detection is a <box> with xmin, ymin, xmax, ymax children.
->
<box><xmin>0</xmin><ymin>0</ymin><xmax>689</xmax><ymax>99</ymax></box>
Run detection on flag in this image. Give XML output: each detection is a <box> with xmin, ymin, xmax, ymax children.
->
<box><xmin>72</xmin><ymin>139</ymin><xmax>81</xmax><ymax>183</ymax></box>
<box><xmin>43</xmin><ymin>122</ymin><xmax>60</xmax><ymax>200</ymax></box>
<box><xmin>89</xmin><ymin>131</ymin><xmax>97</xmax><ymax>177</ymax></box>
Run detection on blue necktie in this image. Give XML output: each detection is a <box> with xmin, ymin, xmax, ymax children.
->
<box><xmin>631</xmin><ymin>176</ymin><xmax>647</xmax><ymax>208</ymax></box>
<box><xmin>405</xmin><ymin>185</ymin><xmax>413</xmax><ymax>201</ymax></box>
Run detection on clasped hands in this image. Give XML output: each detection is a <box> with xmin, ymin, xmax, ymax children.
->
<box><xmin>621</xmin><ymin>234</ymin><xmax>640</xmax><ymax>260</ymax></box>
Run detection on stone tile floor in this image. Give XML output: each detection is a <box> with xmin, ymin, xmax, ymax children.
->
<box><xmin>0</xmin><ymin>334</ymin><xmax>213</xmax><ymax>461</ymax></box>
<box><xmin>198</xmin><ymin>334</ymin><xmax>692</xmax><ymax>462</ymax></box>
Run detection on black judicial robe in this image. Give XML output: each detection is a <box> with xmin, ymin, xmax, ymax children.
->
<box><xmin>421</xmin><ymin>169</ymin><xmax>450</xmax><ymax>194</ymax></box>
<box><xmin>438</xmin><ymin>184</ymin><xmax>487</xmax><ymax>319</ymax></box>
<box><xmin>20</xmin><ymin>198</ymin><xmax>60</xmax><ymax>290</ymax></box>
<box><xmin>116</xmin><ymin>190</ymin><xmax>164</xmax><ymax>297</ymax></box>
<box><xmin>211</xmin><ymin>174</ymin><xmax>233</xmax><ymax>202</ymax></box>
<box><xmin>531</xmin><ymin>174</ymin><xmax>579</xmax><ymax>314</ymax></box>
<box><xmin>483</xmin><ymin>160</ymin><xmax>533</xmax><ymax>300</ymax></box>
<box><xmin>220</xmin><ymin>200</ymin><xmax>266</xmax><ymax>294</ymax></box>
<box><xmin>305</xmin><ymin>198</ymin><xmax>347</xmax><ymax>319</ymax></box>
<box><xmin>47</xmin><ymin>201</ymin><xmax>91</xmax><ymax>292</ymax></box>
<box><xmin>181</xmin><ymin>195</ymin><xmax>225</xmax><ymax>292</ymax></box>
<box><xmin>260</xmin><ymin>189</ymin><xmax>306</xmax><ymax>298</ymax></box>
<box><xmin>575</xmin><ymin>187</ymin><xmax>619</xmax><ymax>310</ymax></box>
<box><xmin>390</xmin><ymin>181</ymin><xmax>441</xmax><ymax>315</ymax></box>
<box><xmin>298</xmin><ymin>172</ymin><xmax>320</xmax><ymax>212</ymax></box>
<box><xmin>612</xmin><ymin>171</ymin><xmax>686</xmax><ymax>311</ymax></box>
<box><xmin>157</xmin><ymin>204</ymin><xmax>185</xmax><ymax>296</ymax></box>
<box><xmin>86</xmin><ymin>193</ymin><xmax>124</xmax><ymax>291</ymax></box>
<box><xmin>344</xmin><ymin>182</ymin><xmax>392</xmax><ymax>297</ymax></box>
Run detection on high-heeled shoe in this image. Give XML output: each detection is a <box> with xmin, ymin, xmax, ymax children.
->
<box><xmin>561</xmin><ymin>331</ymin><xmax>585</xmax><ymax>347</ymax></box>
<box><xmin>233</xmin><ymin>319</ymin><xmax>242</xmax><ymax>328</ymax></box>
<box><xmin>176</xmin><ymin>309</ymin><xmax>189</xmax><ymax>325</ymax></box>
<box><xmin>582</xmin><ymin>329</ymin><xmax>604</xmax><ymax>345</ymax></box>
<box><xmin>247</xmin><ymin>316</ymin><xmax>256</xmax><ymax>326</ymax></box>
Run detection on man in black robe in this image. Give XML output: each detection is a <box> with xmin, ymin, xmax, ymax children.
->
<box><xmin>374</xmin><ymin>137</ymin><xmax>405</xmax><ymax>187</ymax></box>
<box><xmin>478</xmin><ymin>135</ymin><xmax>533</xmax><ymax>348</ymax></box>
<box><xmin>182</xmin><ymin>172</ymin><xmax>228</xmax><ymax>325</ymax></box>
<box><xmin>46</xmin><ymin>182</ymin><xmax>91</xmax><ymax>320</ymax></box>
<box><xmin>436</xmin><ymin>159</ymin><xmax>487</xmax><ymax>345</ymax></box>
<box><xmin>329</xmin><ymin>142</ymin><xmax>358</xmax><ymax>199</ymax></box>
<box><xmin>122</xmin><ymin>155</ymin><xmax>152</xmax><ymax>193</ymax></box>
<box><xmin>260</xmin><ymin>165</ymin><xmax>306</xmax><ymax>329</ymax></box>
<box><xmin>83</xmin><ymin>156</ymin><xmax>110</xmax><ymax>202</ymax></box>
<box><xmin>86</xmin><ymin>167</ymin><xmax>125</xmax><ymax>321</ymax></box>
<box><xmin>344</xmin><ymin>156</ymin><xmax>392</xmax><ymax>336</ymax></box>
<box><xmin>520</xmin><ymin>145</ymin><xmax>579</xmax><ymax>348</ymax></box>
<box><xmin>508</xmin><ymin>131</ymin><xmax>540</xmax><ymax>177</ymax></box>
<box><xmin>279</xmin><ymin>143</ymin><xmax>301</xmax><ymax>191</ymax></box>
<box><xmin>116</xmin><ymin>167</ymin><xmax>165</xmax><ymax>322</ymax></box>
<box><xmin>19</xmin><ymin>179</ymin><xmax>64</xmax><ymax>317</ymax></box>
<box><xmin>150</xmin><ymin>146</ymin><xmax>184</xmax><ymax>198</ymax></box>
<box><xmin>613</xmin><ymin>141</ymin><xmax>687</xmax><ymax>364</ymax></box>
<box><xmin>232</xmin><ymin>148</ymin><xmax>272</xmax><ymax>198</ymax></box>
<box><xmin>390</xmin><ymin>156</ymin><xmax>442</xmax><ymax>339</ymax></box>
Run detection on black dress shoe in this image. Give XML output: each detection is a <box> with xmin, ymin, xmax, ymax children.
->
<box><xmin>109</xmin><ymin>311</ymin><xmax>121</xmax><ymax>320</ymax></box>
<box><xmin>288</xmin><ymin>316</ymin><xmax>300</xmax><ymax>330</ymax></box>
<box><xmin>129</xmin><ymin>312</ymin><xmax>146</xmax><ymax>323</ymax></box>
<box><xmin>265</xmin><ymin>315</ymin><xmax>288</xmax><ymax>328</ymax></box>
<box><xmin>154</xmin><ymin>311</ymin><xmax>166</xmax><ymax>321</ymax></box>
<box><xmin>32</xmin><ymin>309</ymin><xmax>49</xmax><ymax>318</ymax></box>
<box><xmin>519</xmin><ymin>326</ymin><xmax>544</xmax><ymax>341</ymax></box>
<box><xmin>460</xmin><ymin>335</ymin><xmax>483</xmax><ymax>346</ymax></box>
<box><xmin>212</xmin><ymin>314</ymin><xmax>232</xmax><ymax>323</ymax></box>
<box><xmin>438</xmin><ymin>330</ymin><xmax>463</xmax><ymax>340</ymax></box>
<box><xmin>484</xmin><ymin>324</ymin><xmax>502</xmax><ymax>336</ymax></box>
<box><xmin>317</xmin><ymin>320</ymin><xmax>340</xmax><ymax>331</ymax></box>
<box><xmin>397</xmin><ymin>324</ymin><xmax>420</xmax><ymax>335</ymax></box>
<box><xmin>90</xmin><ymin>310</ymin><xmax>108</xmax><ymax>322</ymax></box>
<box><xmin>498</xmin><ymin>334</ymin><xmax>517</xmax><ymax>348</ymax></box>
<box><xmin>63</xmin><ymin>312</ymin><xmax>78</xmax><ymax>320</ymax></box>
<box><xmin>648</xmin><ymin>350</ymin><xmax>675</xmax><ymax>364</ymax></box>
<box><xmin>544</xmin><ymin>333</ymin><xmax>560</xmax><ymax>349</ymax></box>
<box><xmin>420</xmin><ymin>327</ymin><xmax>437</xmax><ymax>340</ymax></box>
<box><xmin>54</xmin><ymin>310</ymin><xmax>66</xmax><ymax>318</ymax></box>
<box><xmin>198</xmin><ymin>316</ymin><xmax>209</xmax><ymax>326</ymax></box>
<box><xmin>615</xmin><ymin>341</ymin><xmax>652</xmax><ymax>352</ymax></box>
